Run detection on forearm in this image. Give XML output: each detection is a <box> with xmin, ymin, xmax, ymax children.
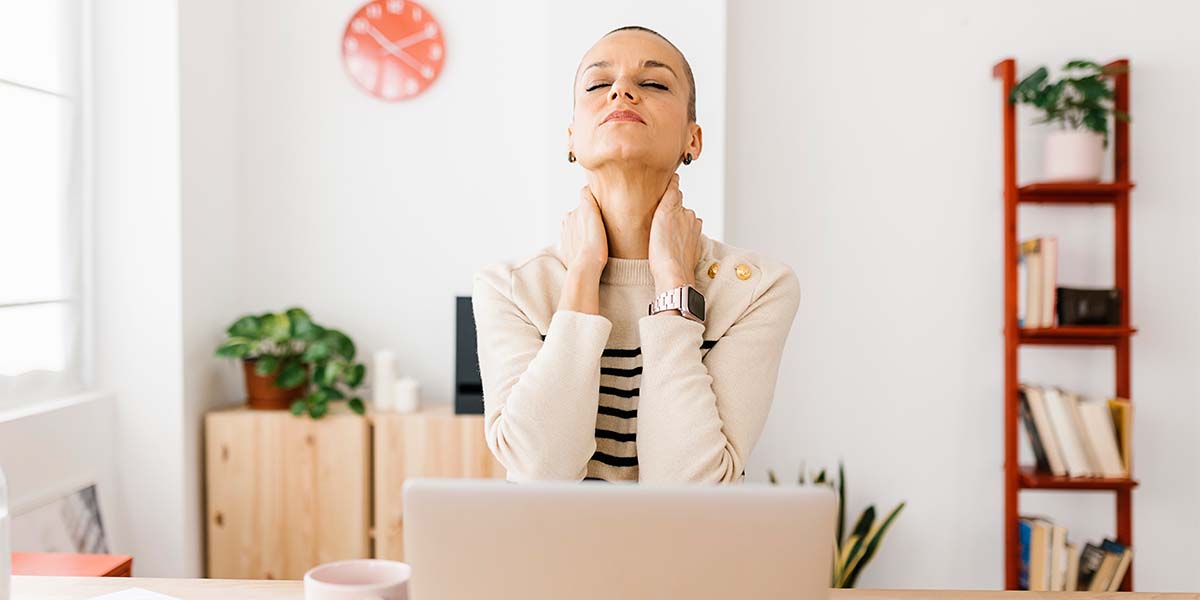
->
<box><xmin>557</xmin><ymin>266</ymin><xmax>604</xmax><ymax>315</ymax></box>
<box><xmin>636</xmin><ymin>314</ymin><xmax>742</xmax><ymax>483</ymax></box>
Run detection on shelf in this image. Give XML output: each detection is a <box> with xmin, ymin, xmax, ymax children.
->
<box><xmin>1018</xmin><ymin>181</ymin><xmax>1134</xmax><ymax>205</ymax></box>
<box><xmin>1015</xmin><ymin>325</ymin><xmax>1137</xmax><ymax>346</ymax></box>
<box><xmin>1018</xmin><ymin>466</ymin><xmax>1139</xmax><ymax>491</ymax></box>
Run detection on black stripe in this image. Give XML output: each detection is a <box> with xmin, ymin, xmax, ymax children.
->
<box><xmin>583</xmin><ymin>476</ymin><xmax>610</xmax><ymax>482</ymax></box>
<box><xmin>601</xmin><ymin>365</ymin><xmax>642</xmax><ymax>377</ymax></box>
<box><xmin>603</xmin><ymin>347</ymin><xmax>641</xmax><ymax>358</ymax></box>
<box><xmin>702</xmin><ymin>339</ymin><xmax>718</xmax><ymax>349</ymax></box>
<box><xmin>599</xmin><ymin>385</ymin><xmax>639</xmax><ymax>399</ymax></box>
<box><xmin>591</xmin><ymin>451</ymin><xmax>639</xmax><ymax>467</ymax></box>
<box><xmin>595</xmin><ymin>429</ymin><xmax>636</xmax><ymax>443</ymax></box>
<box><xmin>597</xmin><ymin>405</ymin><xmax>637</xmax><ymax>419</ymax></box>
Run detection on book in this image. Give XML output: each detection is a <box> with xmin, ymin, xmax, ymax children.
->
<box><xmin>1065</xmin><ymin>542</ymin><xmax>1081</xmax><ymax>592</ymax></box>
<box><xmin>1089</xmin><ymin>539</ymin><xmax>1127</xmax><ymax>591</ymax></box>
<box><xmin>1017</xmin><ymin>519</ymin><xmax>1032</xmax><ymax>590</ymax></box>
<box><xmin>1040</xmin><ymin>236</ymin><xmax>1057</xmax><ymax>326</ymax></box>
<box><xmin>1027</xmin><ymin>518</ymin><xmax>1052</xmax><ymax>591</ymax></box>
<box><xmin>1042</xmin><ymin>387</ymin><xmax>1094</xmax><ymax>477</ymax></box>
<box><xmin>1108</xmin><ymin>397</ymin><xmax>1133</xmax><ymax>473</ymax></box>
<box><xmin>1049</xmin><ymin>524</ymin><xmax>1068</xmax><ymax>591</ymax></box>
<box><xmin>1079</xmin><ymin>400</ymin><xmax>1127</xmax><ymax>477</ymax></box>
<box><xmin>1018</xmin><ymin>389</ymin><xmax>1052</xmax><ymax>472</ymax></box>
<box><xmin>1076</xmin><ymin>542</ymin><xmax>1106</xmax><ymax>590</ymax></box>
<box><xmin>1018</xmin><ymin>244</ymin><xmax>1028</xmax><ymax>327</ymax></box>
<box><xmin>1107</xmin><ymin>546</ymin><xmax>1134</xmax><ymax>591</ymax></box>
<box><xmin>1064</xmin><ymin>391</ymin><xmax>1102</xmax><ymax>475</ymax></box>
<box><xmin>1020</xmin><ymin>239</ymin><xmax>1044</xmax><ymax>328</ymax></box>
<box><xmin>1023</xmin><ymin>385</ymin><xmax>1067</xmax><ymax>476</ymax></box>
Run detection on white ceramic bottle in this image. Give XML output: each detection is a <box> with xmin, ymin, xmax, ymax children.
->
<box><xmin>0</xmin><ymin>466</ymin><xmax>10</xmax><ymax>600</ymax></box>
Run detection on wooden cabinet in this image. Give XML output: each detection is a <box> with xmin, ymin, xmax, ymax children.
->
<box><xmin>373</xmin><ymin>406</ymin><xmax>504</xmax><ymax>561</ymax></box>
<box><xmin>204</xmin><ymin>406</ymin><xmax>503</xmax><ymax>579</ymax></box>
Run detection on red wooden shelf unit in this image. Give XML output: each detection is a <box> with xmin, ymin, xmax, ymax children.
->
<box><xmin>993</xmin><ymin>57</ymin><xmax>1136</xmax><ymax>592</ymax></box>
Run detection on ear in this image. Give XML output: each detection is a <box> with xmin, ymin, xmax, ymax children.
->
<box><xmin>685</xmin><ymin>123</ymin><xmax>703</xmax><ymax>162</ymax></box>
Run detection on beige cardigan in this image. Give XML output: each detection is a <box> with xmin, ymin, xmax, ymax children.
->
<box><xmin>471</xmin><ymin>232</ymin><xmax>800</xmax><ymax>483</ymax></box>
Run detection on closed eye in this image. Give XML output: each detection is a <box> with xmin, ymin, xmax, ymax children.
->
<box><xmin>584</xmin><ymin>82</ymin><xmax>670</xmax><ymax>92</ymax></box>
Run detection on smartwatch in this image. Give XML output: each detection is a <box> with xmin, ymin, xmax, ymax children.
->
<box><xmin>648</xmin><ymin>285</ymin><xmax>706</xmax><ymax>323</ymax></box>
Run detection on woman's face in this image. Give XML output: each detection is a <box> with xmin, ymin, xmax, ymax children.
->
<box><xmin>569</xmin><ymin>30</ymin><xmax>701</xmax><ymax>172</ymax></box>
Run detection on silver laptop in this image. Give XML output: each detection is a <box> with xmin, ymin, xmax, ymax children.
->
<box><xmin>402</xmin><ymin>479</ymin><xmax>836</xmax><ymax>600</ymax></box>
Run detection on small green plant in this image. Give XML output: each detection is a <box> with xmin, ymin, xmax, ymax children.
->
<box><xmin>215</xmin><ymin>307</ymin><xmax>366</xmax><ymax>418</ymax></box>
<box><xmin>768</xmin><ymin>461</ymin><xmax>905</xmax><ymax>588</ymax></box>
<box><xmin>1008</xmin><ymin>59</ymin><xmax>1130</xmax><ymax>146</ymax></box>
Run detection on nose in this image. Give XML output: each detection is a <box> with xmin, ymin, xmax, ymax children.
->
<box><xmin>609</xmin><ymin>76</ymin><xmax>639</xmax><ymax>104</ymax></box>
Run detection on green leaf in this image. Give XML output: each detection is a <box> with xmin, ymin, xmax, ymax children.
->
<box><xmin>261</xmin><ymin>313</ymin><xmax>291</xmax><ymax>342</ymax></box>
<box><xmin>325</xmin><ymin>329</ymin><xmax>356</xmax><ymax>360</ymax></box>
<box><xmin>320</xmin><ymin>361</ymin><xmax>342</xmax><ymax>386</ymax></box>
<box><xmin>227</xmin><ymin>315</ymin><xmax>262</xmax><ymax>338</ymax></box>
<box><xmin>308</xmin><ymin>401</ymin><xmax>329</xmax><ymax>419</ymax></box>
<box><xmin>346</xmin><ymin>363</ymin><xmax>366</xmax><ymax>387</ymax></box>
<box><xmin>843</xmin><ymin>502</ymin><xmax>905</xmax><ymax>588</ymax></box>
<box><xmin>254</xmin><ymin>355</ymin><xmax>279</xmax><ymax>376</ymax></box>
<box><xmin>302</xmin><ymin>342</ymin><xmax>332</xmax><ymax>363</ymax></box>
<box><xmin>215</xmin><ymin>339</ymin><xmax>252</xmax><ymax>358</ymax></box>
<box><xmin>837</xmin><ymin>461</ymin><xmax>846</xmax><ymax>547</ymax></box>
<box><xmin>319</xmin><ymin>384</ymin><xmax>345</xmax><ymax>400</ymax></box>
<box><xmin>290</xmin><ymin>399</ymin><xmax>306</xmax><ymax>416</ymax></box>
<box><xmin>276</xmin><ymin>359</ymin><xmax>308</xmax><ymax>389</ymax></box>
<box><xmin>815</xmin><ymin>468</ymin><xmax>827</xmax><ymax>484</ymax></box>
<box><xmin>288</xmin><ymin>308</ymin><xmax>321</xmax><ymax>340</ymax></box>
<box><xmin>348</xmin><ymin>397</ymin><xmax>365</xmax><ymax>415</ymax></box>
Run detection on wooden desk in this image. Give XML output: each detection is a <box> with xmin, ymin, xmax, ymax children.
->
<box><xmin>12</xmin><ymin>577</ymin><xmax>1200</xmax><ymax>599</ymax></box>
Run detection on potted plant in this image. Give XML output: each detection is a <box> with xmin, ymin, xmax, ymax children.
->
<box><xmin>1009</xmin><ymin>60</ymin><xmax>1130</xmax><ymax>182</ymax></box>
<box><xmin>769</xmin><ymin>461</ymin><xmax>905</xmax><ymax>588</ymax></box>
<box><xmin>215</xmin><ymin>307</ymin><xmax>367</xmax><ymax>418</ymax></box>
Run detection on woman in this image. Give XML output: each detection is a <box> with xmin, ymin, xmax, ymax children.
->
<box><xmin>472</xmin><ymin>26</ymin><xmax>800</xmax><ymax>483</ymax></box>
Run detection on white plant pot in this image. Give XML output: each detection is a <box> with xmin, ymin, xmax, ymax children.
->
<box><xmin>1042</xmin><ymin>129</ymin><xmax>1104</xmax><ymax>182</ymax></box>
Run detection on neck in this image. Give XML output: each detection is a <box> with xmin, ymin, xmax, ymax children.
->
<box><xmin>585</xmin><ymin>165</ymin><xmax>673</xmax><ymax>259</ymax></box>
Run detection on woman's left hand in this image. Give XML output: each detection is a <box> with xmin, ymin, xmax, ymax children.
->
<box><xmin>648</xmin><ymin>173</ymin><xmax>702</xmax><ymax>295</ymax></box>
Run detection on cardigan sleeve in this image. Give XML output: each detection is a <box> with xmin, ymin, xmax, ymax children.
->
<box><xmin>635</xmin><ymin>263</ymin><xmax>801</xmax><ymax>483</ymax></box>
<box><xmin>471</xmin><ymin>266</ymin><xmax>612</xmax><ymax>481</ymax></box>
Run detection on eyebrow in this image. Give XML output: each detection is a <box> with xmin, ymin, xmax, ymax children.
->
<box><xmin>582</xmin><ymin>59</ymin><xmax>678</xmax><ymax>79</ymax></box>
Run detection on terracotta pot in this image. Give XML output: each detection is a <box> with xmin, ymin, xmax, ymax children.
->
<box><xmin>1043</xmin><ymin>129</ymin><xmax>1104</xmax><ymax>182</ymax></box>
<box><xmin>242</xmin><ymin>358</ymin><xmax>307</xmax><ymax>411</ymax></box>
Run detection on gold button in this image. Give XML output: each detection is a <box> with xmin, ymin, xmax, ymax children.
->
<box><xmin>707</xmin><ymin>262</ymin><xmax>720</xmax><ymax>279</ymax></box>
<box><xmin>735</xmin><ymin>263</ymin><xmax>752</xmax><ymax>280</ymax></box>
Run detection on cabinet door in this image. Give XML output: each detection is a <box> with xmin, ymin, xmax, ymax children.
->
<box><xmin>206</xmin><ymin>409</ymin><xmax>370</xmax><ymax>579</ymax></box>
<box><xmin>374</xmin><ymin>409</ymin><xmax>504</xmax><ymax>561</ymax></box>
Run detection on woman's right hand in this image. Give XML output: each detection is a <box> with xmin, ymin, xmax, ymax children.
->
<box><xmin>559</xmin><ymin>186</ymin><xmax>609</xmax><ymax>276</ymax></box>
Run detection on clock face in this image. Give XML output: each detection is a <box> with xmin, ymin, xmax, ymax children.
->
<box><xmin>341</xmin><ymin>0</ymin><xmax>445</xmax><ymax>101</ymax></box>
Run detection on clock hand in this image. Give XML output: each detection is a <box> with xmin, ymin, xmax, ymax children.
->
<box><xmin>392</xmin><ymin>25</ymin><xmax>436</xmax><ymax>50</ymax></box>
<box><xmin>367</xmin><ymin>25</ymin><xmax>430</xmax><ymax>75</ymax></box>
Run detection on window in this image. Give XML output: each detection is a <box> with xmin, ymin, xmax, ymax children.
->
<box><xmin>0</xmin><ymin>1</ymin><xmax>87</xmax><ymax>407</ymax></box>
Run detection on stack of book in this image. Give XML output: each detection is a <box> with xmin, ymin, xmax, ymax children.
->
<box><xmin>1019</xmin><ymin>385</ymin><xmax>1132</xmax><ymax>478</ymax></box>
<box><xmin>1018</xmin><ymin>517</ymin><xmax>1133</xmax><ymax>591</ymax></box>
<box><xmin>1018</xmin><ymin>236</ymin><xmax>1057</xmax><ymax>328</ymax></box>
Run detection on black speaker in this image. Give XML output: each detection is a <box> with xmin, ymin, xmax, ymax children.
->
<box><xmin>454</xmin><ymin>296</ymin><xmax>484</xmax><ymax>414</ymax></box>
<box><xmin>1056</xmin><ymin>287</ymin><xmax>1121</xmax><ymax>326</ymax></box>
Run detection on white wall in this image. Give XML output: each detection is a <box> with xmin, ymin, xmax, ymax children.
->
<box><xmin>234</xmin><ymin>0</ymin><xmax>725</xmax><ymax>407</ymax></box>
<box><xmin>729</xmin><ymin>0</ymin><xmax>1200</xmax><ymax>591</ymax></box>
<box><xmin>179</xmin><ymin>0</ymin><xmax>243</xmax><ymax>579</ymax></box>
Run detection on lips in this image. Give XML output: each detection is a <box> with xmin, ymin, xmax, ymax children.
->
<box><xmin>602</xmin><ymin>109</ymin><xmax>646</xmax><ymax>125</ymax></box>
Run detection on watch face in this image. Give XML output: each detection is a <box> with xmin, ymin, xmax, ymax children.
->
<box><xmin>688</xmin><ymin>287</ymin><xmax>706</xmax><ymax>319</ymax></box>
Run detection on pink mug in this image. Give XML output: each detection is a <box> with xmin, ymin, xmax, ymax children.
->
<box><xmin>304</xmin><ymin>559</ymin><xmax>411</xmax><ymax>600</ymax></box>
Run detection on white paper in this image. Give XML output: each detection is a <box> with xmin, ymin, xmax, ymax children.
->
<box><xmin>87</xmin><ymin>588</ymin><xmax>181</xmax><ymax>600</ymax></box>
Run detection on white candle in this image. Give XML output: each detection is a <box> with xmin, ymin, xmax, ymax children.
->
<box><xmin>392</xmin><ymin>377</ymin><xmax>420</xmax><ymax>413</ymax></box>
<box><xmin>372</xmin><ymin>349</ymin><xmax>397</xmax><ymax>412</ymax></box>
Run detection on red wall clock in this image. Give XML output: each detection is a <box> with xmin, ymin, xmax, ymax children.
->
<box><xmin>342</xmin><ymin>0</ymin><xmax>446</xmax><ymax>101</ymax></box>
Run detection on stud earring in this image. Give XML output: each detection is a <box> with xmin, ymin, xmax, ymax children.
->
<box><xmin>568</xmin><ymin>151</ymin><xmax>576</xmax><ymax>163</ymax></box>
<box><xmin>683</xmin><ymin>153</ymin><xmax>693</xmax><ymax>166</ymax></box>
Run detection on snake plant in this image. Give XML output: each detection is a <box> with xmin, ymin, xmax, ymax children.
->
<box><xmin>768</xmin><ymin>461</ymin><xmax>905</xmax><ymax>588</ymax></box>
